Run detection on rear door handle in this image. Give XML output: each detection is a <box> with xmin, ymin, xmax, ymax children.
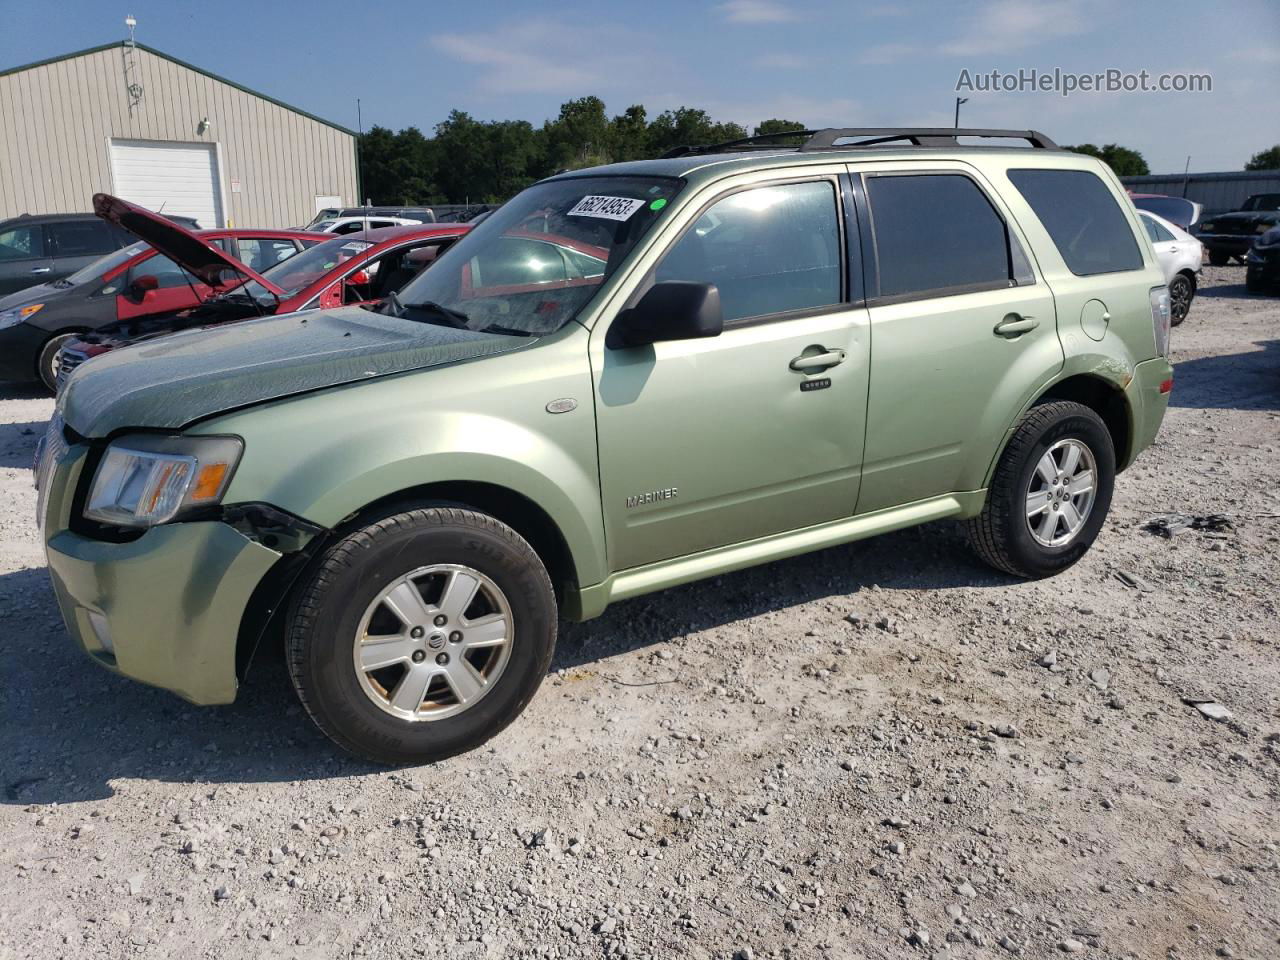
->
<box><xmin>993</xmin><ymin>314</ymin><xmax>1039</xmax><ymax>338</ymax></box>
<box><xmin>790</xmin><ymin>348</ymin><xmax>846</xmax><ymax>372</ymax></box>
<box><xmin>30</xmin><ymin>267</ymin><xmax>51</xmax><ymax>274</ymax></box>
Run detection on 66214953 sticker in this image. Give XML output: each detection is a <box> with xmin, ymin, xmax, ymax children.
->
<box><xmin>567</xmin><ymin>195</ymin><xmax>647</xmax><ymax>221</ymax></box>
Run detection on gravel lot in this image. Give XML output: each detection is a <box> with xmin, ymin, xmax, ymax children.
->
<box><xmin>1</xmin><ymin>265</ymin><xmax>1277</xmax><ymax>960</ymax></box>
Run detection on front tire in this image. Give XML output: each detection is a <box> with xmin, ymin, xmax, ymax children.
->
<box><xmin>1207</xmin><ymin>250</ymin><xmax>1229</xmax><ymax>267</ymax></box>
<box><xmin>966</xmin><ymin>401</ymin><xmax>1115</xmax><ymax>579</ymax></box>
<box><xmin>1168</xmin><ymin>273</ymin><xmax>1194</xmax><ymax>326</ymax></box>
<box><xmin>286</xmin><ymin>506</ymin><xmax>557</xmax><ymax>764</ymax></box>
<box><xmin>37</xmin><ymin>333</ymin><xmax>75</xmax><ymax>394</ymax></box>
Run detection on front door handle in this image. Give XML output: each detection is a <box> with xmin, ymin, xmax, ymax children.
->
<box><xmin>993</xmin><ymin>314</ymin><xmax>1039</xmax><ymax>338</ymax></box>
<box><xmin>790</xmin><ymin>348</ymin><xmax>845</xmax><ymax>372</ymax></box>
<box><xmin>30</xmin><ymin>267</ymin><xmax>51</xmax><ymax>274</ymax></box>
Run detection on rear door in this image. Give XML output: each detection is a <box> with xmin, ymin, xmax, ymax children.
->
<box><xmin>44</xmin><ymin>219</ymin><xmax>124</xmax><ymax>283</ymax></box>
<box><xmin>852</xmin><ymin>161</ymin><xmax>1060</xmax><ymax>514</ymax></box>
<box><xmin>0</xmin><ymin>221</ymin><xmax>53</xmax><ymax>295</ymax></box>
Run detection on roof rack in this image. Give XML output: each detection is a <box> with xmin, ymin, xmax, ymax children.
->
<box><xmin>660</xmin><ymin>127</ymin><xmax>1058</xmax><ymax>159</ymax></box>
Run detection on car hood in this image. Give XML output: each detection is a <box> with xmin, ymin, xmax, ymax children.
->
<box><xmin>93</xmin><ymin>193</ymin><xmax>285</xmax><ymax>295</ymax></box>
<box><xmin>0</xmin><ymin>282</ymin><xmax>66</xmax><ymax>311</ymax></box>
<box><xmin>57</xmin><ymin>306</ymin><xmax>531</xmax><ymax>438</ymax></box>
<box><xmin>1201</xmin><ymin>211</ymin><xmax>1280</xmax><ymax>228</ymax></box>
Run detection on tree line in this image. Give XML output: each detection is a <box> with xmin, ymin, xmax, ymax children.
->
<box><xmin>356</xmin><ymin>95</ymin><xmax>1280</xmax><ymax>204</ymax></box>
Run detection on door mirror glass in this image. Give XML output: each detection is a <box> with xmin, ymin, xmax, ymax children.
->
<box><xmin>608</xmin><ymin>281</ymin><xmax>722</xmax><ymax>349</ymax></box>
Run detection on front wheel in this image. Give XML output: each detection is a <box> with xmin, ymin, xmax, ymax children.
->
<box><xmin>37</xmin><ymin>333</ymin><xmax>76</xmax><ymax>394</ymax></box>
<box><xmin>286</xmin><ymin>506</ymin><xmax>557</xmax><ymax>764</ymax></box>
<box><xmin>966</xmin><ymin>401</ymin><xmax>1115</xmax><ymax>579</ymax></box>
<box><xmin>1168</xmin><ymin>273</ymin><xmax>1194</xmax><ymax>326</ymax></box>
<box><xmin>1207</xmin><ymin>250</ymin><xmax>1229</xmax><ymax>267</ymax></box>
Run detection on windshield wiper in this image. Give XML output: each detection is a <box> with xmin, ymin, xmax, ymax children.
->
<box><xmin>396</xmin><ymin>299</ymin><xmax>473</xmax><ymax>329</ymax></box>
<box><xmin>474</xmin><ymin>323</ymin><xmax>532</xmax><ymax>337</ymax></box>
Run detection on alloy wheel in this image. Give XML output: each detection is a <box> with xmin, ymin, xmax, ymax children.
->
<box><xmin>1024</xmin><ymin>438</ymin><xmax>1097</xmax><ymax>547</ymax></box>
<box><xmin>352</xmin><ymin>564</ymin><xmax>513</xmax><ymax>721</ymax></box>
<box><xmin>1169</xmin><ymin>276</ymin><xmax>1192</xmax><ymax>324</ymax></box>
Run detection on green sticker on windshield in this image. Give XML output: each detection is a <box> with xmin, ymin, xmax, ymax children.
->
<box><xmin>650</xmin><ymin>198</ymin><xmax>667</xmax><ymax>211</ymax></box>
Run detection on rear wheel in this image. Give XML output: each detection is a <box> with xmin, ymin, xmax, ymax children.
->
<box><xmin>966</xmin><ymin>401</ymin><xmax>1115</xmax><ymax>579</ymax></box>
<box><xmin>37</xmin><ymin>333</ymin><xmax>75</xmax><ymax>394</ymax></box>
<box><xmin>286</xmin><ymin>506</ymin><xmax>557</xmax><ymax>764</ymax></box>
<box><xmin>1168</xmin><ymin>273</ymin><xmax>1194</xmax><ymax>326</ymax></box>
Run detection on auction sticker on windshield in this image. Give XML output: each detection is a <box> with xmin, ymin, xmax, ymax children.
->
<box><xmin>568</xmin><ymin>196</ymin><xmax>646</xmax><ymax>221</ymax></box>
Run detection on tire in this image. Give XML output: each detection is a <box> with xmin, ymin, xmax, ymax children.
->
<box><xmin>966</xmin><ymin>400</ymin><xmax>1115</xmax><ymax>579</ymax></box>
<box><xmin>1207</xmin><ymin>250</ymin><xmax>1229</xmax><ymax>267</ymax></box>
<box><xmin>287</xmin><ymin>506</ymin><xmax>557</xmax><ymax>764</ymax></box>
<box><xmin>1246</xmin><ymin>271</ymin><xmax>1264</xmax><ymax>294</ymax></box>
<box><xmin>1168</xmin><ymin>273</ymin><xmax>1193</xmax><ymax>326</ymax></box>
<box><xmin>37</xmin><ymin>333</ymin><xmax>76</xmax><ymax>394</ymax></box>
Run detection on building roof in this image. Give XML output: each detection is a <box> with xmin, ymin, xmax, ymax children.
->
<box><xmin>0</xmin><ymin>41</ymin><xmax>355</xmax><ymax>137</ymax></box>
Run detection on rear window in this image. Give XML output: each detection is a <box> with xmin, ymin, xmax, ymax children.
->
<box><xmin>1008</xmin><ymin>169</ymin><xmax>1143</xmax><ymax>276</ymax></box>
<box><xmin>866</xmin><ymin>173</ymin><xmax>1029</xmax><ymax>300</ymax></box>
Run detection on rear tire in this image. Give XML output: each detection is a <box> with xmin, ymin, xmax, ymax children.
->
<box><xmin>37</xmin><ymin>333</ymin><xmax>75</xmax><ymax>394</ymax></box>
<box><xmin>966</xmin><ymin>401</ymin><xmax>1115</xmax><ymax>579</ymax></box>
<box><xmin>1168</xmin><ymin>273</ymin><xmax>1193</xmax><ymax>326</ymax></box>
<box><xmin>286</xmin><ymin>506</ymin><xmax>557</xmax><ymax>764</ymax></box>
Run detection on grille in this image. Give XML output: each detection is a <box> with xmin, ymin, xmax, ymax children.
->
<box><xmin>34</xmin><ymin>413</ymin><xmax>68</xmax><ymax>528</ymax></box>
<box><xmin>55</xmin><ymin>348</ymin><xmax>88</xmax><ymax>391</ymax></box>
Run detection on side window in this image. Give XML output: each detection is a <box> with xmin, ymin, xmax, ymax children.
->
<box><xmin>866</xmin><ymin>173</ymin><xmax>1021</xmax><ymax>300</ymax></box>
<box><xmin>0</xmin><ymin>224</ymin><xmax>45</xmax><ymax>261</ymax></box>
<box><xmin>655</xmin><ymin>180</ymin><xmax>841</xmax><ymax>323</ymax></box>
<box><xmin>239</xmin><ymin>238</ymin><xmax>300</xmax><ymax>272</ymax></box>
<box><xmin>129</xmin><ymin>253</ymin><xmax>199</xmax><ymax>290</ymax></box>
<box><xmin>1143</xmin><ymin>217</ymin><xmax>1174</xmax><ymax>244</ymax></box>
<box><xmin>1008</xmin><ymin>169</ymin><xmax>1143</xmax><ymax>276</ymax></box>
<box><xmin>45</xmin><ymin>220</ymin><xmax>117</xmax><ymax>258</ymax></box>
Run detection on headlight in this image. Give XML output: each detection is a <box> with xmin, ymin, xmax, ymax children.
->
<box><xmin>0</xmin><ymin>303</ymin><xmax>44</xmax><ymax>328</ymax></box>
<box><xmin>1198</xmin><ymin>222</ymin><xmax>1216</xmax><ymax>233</ymax></box>
<box><xmin>84</xmin><ymin>434</ymin><xmax>242</xmax><ymax>528</ymax></box>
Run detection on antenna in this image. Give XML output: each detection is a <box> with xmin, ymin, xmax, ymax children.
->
<box><xmin>125</xmin><ymin>14</ymin><xmax>137</xmax><ymax>45</ymax></box>
<box><xmin>356</xmin><ymin>97</ymin><xmax>368</xmax><ymax>229</ymax></box>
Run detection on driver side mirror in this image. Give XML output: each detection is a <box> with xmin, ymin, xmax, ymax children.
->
<box><xmin>608</xmin><ymin>281</ymin><xmax>723</xmax><ymax>349</ymax></box>
<box><xmin>128</xmin><ymin>274</ymin><xmax>158</xmax><ymax>299</ymax></box>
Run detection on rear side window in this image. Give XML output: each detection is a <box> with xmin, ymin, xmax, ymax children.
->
<box><xmin>46</xmin><ymin>220</ymin><xmax>118</xmax><ymax>257</ymax></box>
<box><xmin>1008</xmin><ymin>169</ymin><xmax>1143</xmax><ymax>276</ymax></box>
<box><xmin>1142</xmin><ymin>216</ymin><xmax>1175</xmax><ymax>244</ymax></box>
<box><xmin>655</xmin><ymin>180</ymin><xmax>842</xmax><ymax>323</ymax></box>
<box><xmin>866</xmin><ymin>173</ymin><xmax>1024</xmax><ymax>300</ymax></box>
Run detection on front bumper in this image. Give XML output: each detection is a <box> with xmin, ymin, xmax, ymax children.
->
<box><xmin>1198</xmin><ymin>234</ymin><xmax>1258</xmax><ymax>257</ymax></box>
<box><xmin>1246</xmin><ymin>247</ymin><xmax>1280</xmax><ymax>285</ymax></box>
<box><xmin>0</xmin><ymin>321</ymin><xmax>47</xmax><ymax>381</ymax></box>
<box><xmin>1124</xmin><ymin>355</ymin><xmax>1174</xmax><ymax>467</ymax></box>
<box><xmin>41</xmin><ymin>442</ymin><xmax>281</xmax><ymax>705</ymax></box>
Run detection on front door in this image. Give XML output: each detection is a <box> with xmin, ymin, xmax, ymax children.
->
<box><xmin>852</xmin><ymin>163</ymin><xmax>1061</xmax><ymax>514</ymax></box>
<box><xmin>592</xmin><ymin>176</ymin><xmax>870</xmax><ymax>572</ymax></box>
<box><xmin>115</xmin><ymin>251</ymin><xmax>213</xmax><ymax>321</ymax></box>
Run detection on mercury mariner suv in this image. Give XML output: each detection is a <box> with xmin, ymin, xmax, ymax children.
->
<box><xmin>37</xmin><ymin>128</ymin><xmax>1175</xmax><ymax>764</ymax></box>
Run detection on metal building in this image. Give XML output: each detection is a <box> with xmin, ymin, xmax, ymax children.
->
<box><xmin>1121</xmin><ymin>169</ymin><xmax>1280</xmax><ymax>216</ymax></box>
<box><xmin>0</xmin><ymin>41</ymin><xmax>357</xmax><ymax>229</ymax></box>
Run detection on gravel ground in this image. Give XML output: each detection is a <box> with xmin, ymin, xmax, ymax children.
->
<box><xmin>1</xmin><ymin>265</ymin><xmax>1277</xmax><ymax>960</ymax></box>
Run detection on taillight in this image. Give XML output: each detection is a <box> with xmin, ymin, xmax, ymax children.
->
<box><xmin>1150</xmin><ymin>286</ymin><xmax>1171</xmax><ymax>357</ymax></box>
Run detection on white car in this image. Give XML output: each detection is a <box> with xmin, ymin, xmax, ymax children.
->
<box><xmin>307</xmin><ymin>215</ymin><xmax>421</xmax><ymax>236</ymax></box>
<box><xmin>1139</xmin><ymin>210</ymin><xmax>1202</xmax><ymax>326</ymax></box>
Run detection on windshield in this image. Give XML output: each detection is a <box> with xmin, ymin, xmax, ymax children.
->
<box><xmin>63</xmin><ymin>242</ymin><xmax>148</xmax><ymax>285</ymax></box>
<box><xmin>232</xmin><ymin>235</ymin><xmax>373</xmax><ymax>305</ymax></box>
<box><xmin>392</xmin><ymin>176</ymin><xmax>683</xmax><ymax>336</ymax></box>
<box><xmin>1241</xmin><ymin>193</ymin><xmax>1280</xmax><ymax>211</ymax></box>
<box><xmin>307</xmin><ymin>208</ymin><xmax>341</xmax><ymax>226</ymax></box>
<box><xmin>1132</xmin><ymin>196</ymin><xmax>1196</xmax><ymax>229</ymax></box>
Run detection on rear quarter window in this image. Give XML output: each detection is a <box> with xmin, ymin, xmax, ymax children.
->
<box><xmin>1008</xmin><ymin>169</ymin><xmax>1143</xmax><ymax>276</ymax></box>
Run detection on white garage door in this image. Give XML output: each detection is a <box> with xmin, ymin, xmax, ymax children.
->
<box><xmin>109</xmin><ymin>139</ymin><xmax>223</xmax><ymax>228</ymax></box>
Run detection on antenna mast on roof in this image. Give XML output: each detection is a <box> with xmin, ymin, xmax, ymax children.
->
<box><xmin>122</xmin><ymin>15</ymin><xmax>143</xmax><ymax>114</ymax></box>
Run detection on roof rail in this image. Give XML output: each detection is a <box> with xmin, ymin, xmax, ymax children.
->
<box><xmin>660</xmin><ymin>127</ymin><xmax>1058</xmax><ymax>159</ymax></box>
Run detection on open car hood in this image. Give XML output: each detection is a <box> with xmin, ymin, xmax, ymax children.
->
<box><xmin>92</xmin><ymin>193</ymin><xmax>285</xmax><ymax>295</ymax></box>
<box><xmin>57</xmin><ymin>306</ymin><xmax>529</xmax><ymax>438</ymax></box>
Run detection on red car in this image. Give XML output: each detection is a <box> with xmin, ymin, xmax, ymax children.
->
<box><xmin>0</xmin><ymin>217</ymin><xmax>321</xmax><ymax>391</ymax></box>
<box><xmin>57</xmin><ymin>197</ymin><xmax>470</xmax><ymax>387</ymax></box>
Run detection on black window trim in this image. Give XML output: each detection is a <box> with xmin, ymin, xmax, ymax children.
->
<box><xmin>1007</xmin><ymin>167</ymin><xmax>1145</xmax><ymax>278</ymax></box>
<box><xmin>859</xmin><ymin>168</ymin><xmax>1036</xmax><ymax>308</ymax></box>
<box><xmin>622</xmin><ymin>173</ymin><xmax>854</xmax><ymax>332</ymax></box>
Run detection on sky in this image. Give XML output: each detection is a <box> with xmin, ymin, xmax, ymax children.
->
<box><xmin>2</xmin><ymin>0</ymin><xmax>1277</xmax><ymax>173</ymax></box>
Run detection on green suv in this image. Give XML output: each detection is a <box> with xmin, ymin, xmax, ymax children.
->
<box><xmin>38</xmin><ymin>128</ymin><xmax>1174</xmax><ymax>763</ymax></box>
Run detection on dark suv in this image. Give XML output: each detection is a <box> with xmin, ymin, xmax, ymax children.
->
<box><xmin>1196</xmin><ymin>193</ymin><xmax>1280</xmax><ymax>265</ymax></box>
<box><xmin>0</xmin><ymin>211</ymin><xmax>200</xmax><ymax>296</ymax></box>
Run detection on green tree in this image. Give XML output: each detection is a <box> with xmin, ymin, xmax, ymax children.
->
<box><xmin>754</xmin><ymin>118</ymin><xmax>808</xmax><ymax>144</ymax></box>
<box><xmin>609</xmin><ymin>105</ymin><xmax>650</xmax><ymax>162</ymax></box>
<box><xmin>1245</xmin><ymin>145</ymin><xmax>1280</xmax><ymax>171</ymax></box>
<box><xmin>543</xmin><ymin>96</ymin><xmax>612</xmax><ymax>171</ymax></box>
<box><xmin>647</xmin><ymin>107</ymin><xmax>747</xmax><ymax>155</ymax></box>
<box><xmin>1063</xmin><ymin>143</ymin><xmax>1150</xmax><ymax>176</ymax></box>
